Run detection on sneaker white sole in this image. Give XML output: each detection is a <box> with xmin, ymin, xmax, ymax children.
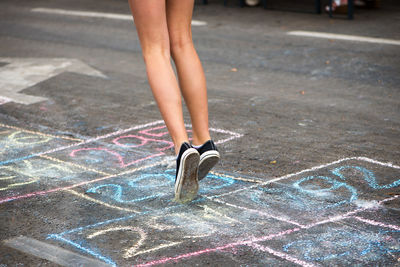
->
<box><xmin>198</xmin><ymin>150</ymin><xmax>220</xmax><ymax>180</ymax></box>
<box><xmin>174</xmin><ymin>148</ymin><xmax>200</xmax><ymax>203</ymax></box>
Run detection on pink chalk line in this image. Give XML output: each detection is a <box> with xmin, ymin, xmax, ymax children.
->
<box><xmin>70</xmin><ymin>135</ymin><xmax>173</xmax><ymax>168</ymax></box>
<box><xmin>210</xmin><ymin>157</ymin><xmax>400</xmax><ymax>200</ymax></box>
<box><xmin>139</xmin><ymin>125</ymin><xmax>169</xmax><ymax>137</ymax></box>
<box><xmin>248</xmin><ymin>243</ymin><xmax>317</xmax><ymax>267</ymax></box>
<box><xmin>352</xmin><ymin>216</ymin><xmax>400</xmax><ymax>231</ymax></box>
<box><xmin>0</xmin><ymin>159</ymin><xmax>171</xmax><ymax>205</ymax></box>
<box><xmin>135</xmin><ymin>195</ymin><xmax>399</xmax><ymax>266</ymax></box>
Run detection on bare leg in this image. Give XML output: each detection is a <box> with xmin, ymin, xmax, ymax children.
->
<box><xmin>128</xmin><ymin>0</ymin><xmax>188</xmax><ymax>154</ymax></box>
<box><xmin>166</xmin><ymin>0</ymin><xmax>211</xmax><ymax>146</ymax></box>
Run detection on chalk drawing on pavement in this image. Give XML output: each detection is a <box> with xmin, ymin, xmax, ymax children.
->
<box><xmin>1</xmin><ymin>120</ymin><xmax>399</xmax><ymax>266</ymax></box>
<box><xmin>45</xmin><ymin>158</ymin><xmax>399</xmax><ymax>267</ymax></box>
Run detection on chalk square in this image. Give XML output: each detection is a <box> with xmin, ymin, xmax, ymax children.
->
<box><xmin>218</xmin><ymin>158</ymin><xmax>400</xmax><ymax>225</ymax></box>
<box><xmin>255</xmin><ymin>217</ymin><xmax>400</xmax><ymax>266</ymax></box>
<box><xmin>48</xmin><ymin>198</ymin><xmax>294</xmax><ymax>266</ymax></box>
<box><xmin>0</xmin><ymin>125</ymin><xmax>79</xmax><ymax>163</ymax></box>
<box><xmin>0</xmin><ymin>156</ymin><xmax>100</xmax><ymax>201</ymax></box>
<box><xmin>65</xmin><ymin>165</ymin><xmax>252</xmax><ymax>214</ymax></box>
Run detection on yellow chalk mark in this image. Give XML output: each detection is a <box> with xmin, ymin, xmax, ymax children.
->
<box><xmin>147</xmin><ymin>216</ymin><xmax>177</xmax><ymax>231</ymax></box>
<box><xmin>0</xmin><ymin>175</ymin><xmax>16</xmax><ymax>180</ymax></box>
<box><xmin>66</xmin><ymin>189</ymin><xmax>140</xmax><ymax>213</ymax></box>
<box><xmin>0</xmin><ymin>123</ymin><xmax>82</xmax><ymax>142</ymax></box>
<box><xmin>210</xmin><ymin>171</ymin><xmax>263</xmax><ymax>183</ymax></box>
<box><xmin>198</xmin><ymin>204</ymin><xmax>241</xmax><ymax>224</ymax></box>
<box><xmin>0</xmin><ymin>178</ymin><xmax>39</xmax><ymax>191</ymax></box>
<box><xmin>7</xmin><ymin>131</ymin><xmax>52</xmax><ymax>146</ymax></box>
<box><xmin>39</xmin><ymin>155</ymin><xmax>110</xmax><ymax>176</ymax></box>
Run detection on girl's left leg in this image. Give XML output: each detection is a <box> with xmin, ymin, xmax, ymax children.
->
<box><xmin>166</xmin><ymin>0</ymin><xmax>211</xmax><ymax>147</ymax></box>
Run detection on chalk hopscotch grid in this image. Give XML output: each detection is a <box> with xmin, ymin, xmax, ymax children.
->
<box><xmin>48</xmin><ymin>194</ymin><xmax>400</xmax><ymax>267</ymax></box>
<box><xmin>46</xmin><ymin>157</ymin><xmax>400</xmax><ymax>266</ymax></box>
<box><xmin>2</xmin><ymin>122</ymin><xmax>399</xmax><ymax>265</ymax></box>
<box><xmin>0</xmin><ymin>121</ymin><xmax>244</xmax><ymax>204</ymax></box>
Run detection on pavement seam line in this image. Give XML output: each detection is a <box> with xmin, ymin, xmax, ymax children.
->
<box><xmin>3</xmin><ymin>236</ymin><xmax>112</xmax><ymax>267</ymax></box>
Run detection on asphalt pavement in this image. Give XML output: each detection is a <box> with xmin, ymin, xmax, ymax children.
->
<box><xmin>1</xmin><ymin>0</ymin><xmax>400</xmax><ymax>266</ymax></box>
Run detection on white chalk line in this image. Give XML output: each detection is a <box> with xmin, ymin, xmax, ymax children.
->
<box><xmin>209</xmin><ymin>127</ymin><xmax>244</xmax><ymax>145</ymax></box>
<box><xmin>249</xmin><ymin>243</ymin><xmax>317</xmax><ymax>267</ymax></box>
<box><xmin>287</xmin><ymin>31</ymin><xmax>400</xmax><ymax>46</ymax></box>
<box><xmin>31</xmin><ymin>8</ymin><xmax>207</xmax><ymax>26</ymax></box>
<box><xmin>210</xmin><ymin>171</ymin><xmax>263</xmax><ymax>184</ymax></box>
<box><xmin>355</xmin><ymin>157</ymin><xmax>400</xmax><ymax>169</ymax></box>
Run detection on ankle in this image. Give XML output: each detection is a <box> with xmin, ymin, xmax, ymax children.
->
<box><xmin>174</xmin><ymin>140</ymin><xmax>190</xmax><ymax>155</ymax></box>
<box><xmin>192</xmin><ymin>135</ymin><xmax>211</xmax><ymax>147</ymax></box>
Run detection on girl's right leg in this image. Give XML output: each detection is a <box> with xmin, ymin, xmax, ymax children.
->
<box><xmin>128</xmin><ymin>0</ymin><xmax>188</xmax><ymax>155</ymax></box>
<box><xmin>166</xmin><ymin>0</ymin><xmax>220</xmax><ymax>181</ymax></box>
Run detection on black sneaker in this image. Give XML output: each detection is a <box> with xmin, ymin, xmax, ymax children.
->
<box><xmin>195</xmin><ymin>140</ymin><xmax>220</xmax><ymax>180</ymax></box>
<box><xmin>174</xmin><ymin>142</ymin><xmax>200</xmax><ymax>202</ymax></box>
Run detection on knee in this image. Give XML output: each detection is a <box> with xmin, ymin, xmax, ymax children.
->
<box><xmin>170</xmin><ymin>35</ymin><xmax>194</xmax><ymax>57</ymax></box>
<box><xmin>141</xmin><ymin>44</ymin><xmax>171</xmax><ymax>64</ymax></box>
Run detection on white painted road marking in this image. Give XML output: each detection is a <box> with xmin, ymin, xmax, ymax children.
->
<box><xmin>31</xmin><ymin>8</ymin><xmax>208</xmax><ymax>26</ymax></box>
<box><xmin>287</xmin><ymin>31</ymin><xmax>400</xmax><ymax>46</ymax></box>
<box><xmin>0</xmin><ymin>57</ymin><xmax>107</xmax><ymax>105</ymax></box>
<box><xmin>4</xmin><ymin>236</ymin><xmax>112</xmax><ymax>267</ymax></box>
